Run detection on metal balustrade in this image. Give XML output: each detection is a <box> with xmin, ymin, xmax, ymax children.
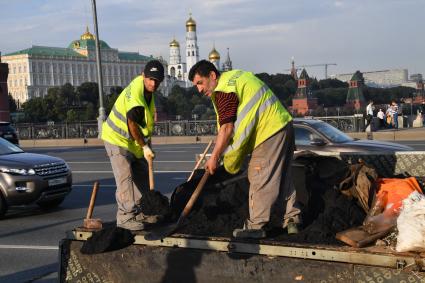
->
<box><xmin>13</xmin><ymin>116</ymin><xmax>365</xmax><ymax>140</ymax></box>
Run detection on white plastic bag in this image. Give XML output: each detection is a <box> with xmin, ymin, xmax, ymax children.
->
<box><xmin>396</xmin><ymin>191</ymin><xmax>425</xmax><ymax>252</ymax></box>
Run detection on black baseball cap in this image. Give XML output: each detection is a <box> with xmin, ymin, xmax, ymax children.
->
<box><xmin>144</xmin><ymin>60</ymin><xmax>164</xmax><ymax>82</ymax></box>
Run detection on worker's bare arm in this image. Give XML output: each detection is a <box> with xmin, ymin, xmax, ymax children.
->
<box><xmin>206</xmin><ymin>122</ymin><xmax>234</xmax><ymax>174</ymax></box>
<box><xmin>128</xmin><ymin>118</ymin><xmax>147</xmax><ymax>147</ymax></box>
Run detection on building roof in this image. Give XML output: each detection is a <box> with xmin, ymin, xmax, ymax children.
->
<box><xmin>68</xmin><ymin>39</ymin><xmax>111</xmax><ymax>49</ymax></box>
<box><xmin>209</xmin><ymin>47</ymin><xmax>220</xmax><ymax>60</ymax></box>
<box><xmin>4</xmin><ymin>45</ymin><xmax>85</xmax><ymax>58</ymax></box>
<box><xmin>118</xmin><ymin>52</ymin><xmax>151</xmax><ymax>61</ymax></box>
<box><xmin>350</xmin><ymin>70</ymin><xmax>364</xmax><ymax>81</ymax></box>
<box><xmin>169</xmin><ymin>38</ymin><xmax>180</xmax><ymax>47</ymax></box>
<box><xmin>299</xmin><ymin>68</ymin><xmax>309</xmax><ymax>79</ymax></box>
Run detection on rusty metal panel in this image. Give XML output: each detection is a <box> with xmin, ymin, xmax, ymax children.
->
<box><xmin>60</xmin><ymin>239</ymin><xmax>425</xmax><ymax>283</ymax></box>
<box><xmin>60</xmin><ymin>239</ymin><xmax>354</xmax><ymax>283</ymax></box>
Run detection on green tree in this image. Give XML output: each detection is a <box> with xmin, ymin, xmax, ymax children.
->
<box><xmin>82</xmin><ymin>103</ymin><xmax>96</xmax><ymax>121</ymax></box>
<box><xmin>8</xmin><ymin>94</ymin><xmax>17</xmax><ymax>112</ymax></box>
<box><xmin>22</xmin><ymin>97</ymin><xmax>48</xmax><ymax>122</ymax></box>
<box><xmin>77</xmin><ymin>82</ymin><xmax>99</xmax><ymax>106</ymax></box>
<box><xmin>66</xmin><ymin>109</ymin><xmax>79</xmax><ymax>122</ymax></box>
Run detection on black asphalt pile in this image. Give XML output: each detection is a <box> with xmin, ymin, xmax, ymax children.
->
<box><xmin>171</xmin><ymin>167</ymin><xmax>248</xmax><ymax>236</ymax></box>
<box><xmin>140</xmin><ymin>190</ymin><xmax>170</xmax><ymax>217</ymax></box>
<box><xmin>170</xmin><ymin>156</ymin><xmax>366</xmax><ymax>244</ymax></box>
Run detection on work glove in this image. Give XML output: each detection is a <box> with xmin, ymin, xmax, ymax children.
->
<box><xmin>143</xmin><ymin>145</ymin><xmax>155</xmax><ymax>160</ymax></box>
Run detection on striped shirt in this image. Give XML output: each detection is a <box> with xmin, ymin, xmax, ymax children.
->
<box><xmin>214</xmin><ymin>92</ymin><xmax>239</xmax><ymax>126</ymax></box>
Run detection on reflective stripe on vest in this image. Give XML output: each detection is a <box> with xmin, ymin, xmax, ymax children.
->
<box><xmin>101</xmin><ymin>76</ymin><xmax>154</xmax><ymax>158</ymax></box>
<box><xmin>212</xmin><ymin>70</ymin><xmax>292</xmax><ymax>174</ymax></box>
<box><xmin>224</xmin><ymin>92</ymin><xmax>278</xmax><ymax>154</ymax></box>
<box><xmin>105</xmin><ymin>106</ymin><xmax>130</xmax><ymax>139</ymax></box>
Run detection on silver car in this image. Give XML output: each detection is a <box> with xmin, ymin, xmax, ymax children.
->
<box><xmin>0</xmin><ymin>138</ymin><xmax>72</xmax><ymax>217</ymax></box>
<box><xmin>294</xmin><ymin>118</ymin><xmax>413</xmax><ymax>152</ymax></box>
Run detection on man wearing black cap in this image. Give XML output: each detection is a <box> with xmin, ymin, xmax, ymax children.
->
<box><xmin>101</xmin><ymin>60</ymin><xmax>164</xmax><ymax>230</ymax></box>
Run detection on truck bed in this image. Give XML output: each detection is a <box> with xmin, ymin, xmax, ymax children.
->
<box><xmin>60</xmin><ymin>227</ymin><xmax>425</xmax><ymax>283</ymax></box>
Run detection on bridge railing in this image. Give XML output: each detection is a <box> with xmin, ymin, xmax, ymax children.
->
<box><xmin>13</xmin><ymin>116</ymin><xmax>365</xmax><ymax>140</ymax></box>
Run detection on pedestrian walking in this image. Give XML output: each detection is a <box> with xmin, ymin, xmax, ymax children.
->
<box><xmin>365</xmin><ymin>100</ymin><xmax>374</xmax><ymax>131</ymax></box>
<box><xmin>377</xmin><ymin>108</ymin><xmax>385</xmax><ymax>129</ymax></box>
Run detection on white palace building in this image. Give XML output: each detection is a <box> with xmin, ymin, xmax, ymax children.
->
<box><xmin>1</xmin><ymin>27</ymin><xmax>152</xmax><ymax>104</ymax></box>
<box><xmin>1</xmin><ymin>14</ymin><xmax>233</xmax><ymax>103</ymax></box>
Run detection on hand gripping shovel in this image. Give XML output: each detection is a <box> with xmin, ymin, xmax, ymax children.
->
<box><xmin>144</xmin><ymin>171</ymin><xmax>210</xmax><ymax>241</ymax></box>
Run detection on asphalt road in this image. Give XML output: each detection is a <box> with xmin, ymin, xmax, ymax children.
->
<box><xmin>0</xmin><ymin>143</ymin><xmax>206</xmax><ymax>282</ymax></box>
<box><xmin>0</xmin><ymin>140</ymin><xmax>424</xmax><ymax>282</ymax></box>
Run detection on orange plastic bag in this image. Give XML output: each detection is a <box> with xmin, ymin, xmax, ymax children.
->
<box><xmin>363</xmin><ymin>177</ymin><xmax>423</xmax><ymax>233</ymax></box>
<box><xmin>376</xmin><ymin>177</ymin><xmax>422</xmax><ymax>217</ymax></box>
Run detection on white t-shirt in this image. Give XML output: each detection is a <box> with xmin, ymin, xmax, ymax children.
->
<box><xmin>366</xmin><ymin>103</ymin><xmax>374</xmax><ymax>116</ymax></box>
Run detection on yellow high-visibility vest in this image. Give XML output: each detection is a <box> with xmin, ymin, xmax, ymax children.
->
<box><xmin>212</xmin><ymin>70</ymin><xmax>292</xmax><ymax>174</ymax></box>
<box><xmin>101</xmin><ymin>76</ymin><xmax>155</xmax><ymax>158</ymax></box>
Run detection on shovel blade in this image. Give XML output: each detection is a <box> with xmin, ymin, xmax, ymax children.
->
<box><xmin>144</xmin><ymin>222</ymin><xmax>178</xmax><ymax>241</ymax></box>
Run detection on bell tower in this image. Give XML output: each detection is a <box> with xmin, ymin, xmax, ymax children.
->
<box><xmin>185</xmin><ymin>13</ymin><xmax>199</xmax><ymax>76</ymax></box>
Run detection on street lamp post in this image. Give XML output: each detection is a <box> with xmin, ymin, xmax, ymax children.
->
<box><xmin>91</xmin><ymin>0</ymin><xmax>106</xmax><ymax>138</ymax></box>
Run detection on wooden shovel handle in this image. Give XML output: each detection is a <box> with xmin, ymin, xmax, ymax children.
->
<box><xmin>147</xmin><ymin>156</ymin><xmax>154</xmax><ymax>191</ymax></box>
<box><xmin>86</xmin><ymin>181</ymin><xmax>99</xmax><ymax>219</ymax></box>
<box><xmin>181</xmin><ymin>171</ymin><xmax>210</xmax><ymax>217</ymax></box>
<box><xmin>187</xmin><ymin>140</ymin><xmax>213</xmax><ymax>182</ymax></box>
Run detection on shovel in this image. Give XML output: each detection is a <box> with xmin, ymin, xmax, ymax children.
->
<box><xmin>147</xmin><ymin>155</ymin><xmax>155</xmax><ymax>191</ymax></box>
<box><xmin>144</xmin><ymin>171</ymin><xmax>210</xmax><ymax>241</ymax></box>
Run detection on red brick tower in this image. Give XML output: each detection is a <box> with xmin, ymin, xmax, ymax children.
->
<box><xmin>292</xmin><ymin>69</ymin><xmax>318</xmax><ymax>116</ymax></box>
<box><xmin>345</xmin><ymin>70</ymin><xmax>366</xmax><ymax>111</ymax></box>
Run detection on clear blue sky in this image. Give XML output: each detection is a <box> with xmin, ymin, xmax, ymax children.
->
<box><xmin>0</xmin><ymin>0</ymin><xmax>423</xmax><ymax>79</ymax></box>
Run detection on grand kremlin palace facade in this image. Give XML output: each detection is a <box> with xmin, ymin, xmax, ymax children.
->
<box><xmin>1</xmin><ymin>28</ymin><xmax>152</xmax><ymax>104</ymax></box>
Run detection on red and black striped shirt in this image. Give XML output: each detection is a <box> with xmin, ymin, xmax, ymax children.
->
<box><xmin>214</xmin><ymin>92</ymin><xmax>239</xmax><ymax>126</ymax></box>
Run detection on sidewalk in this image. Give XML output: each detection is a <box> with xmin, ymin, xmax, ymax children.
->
<box><xmin>19</xmin><ymin>127</ymin><xmax>425</xmax><ymax>148</ymax></box>
<box><xmin>349</xmin><ymin>127</ymin><xmax>425</xmax><ymax>141</ymax></box>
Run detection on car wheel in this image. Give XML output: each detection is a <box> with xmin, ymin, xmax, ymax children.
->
<box><xmin>37</xmin><ymin>197</ymin><xmax>65</xmax><ymax>210</ymax></box>
<box><xmin>0</xmin><ymin>193</ymin><xmax>8</xmax><ymax>218</ymax></box>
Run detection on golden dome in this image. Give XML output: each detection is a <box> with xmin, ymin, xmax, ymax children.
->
<box><xmin>169</xmin><ymin>38</ymin><xmax>180</xmax><ymax>47</ymax></box>
<box><xmin>186</xmin><ymin>14</ymin><xmax>196</xmax><ymax>31</ymax></box>
<box><xmin>80</xmin><ymin>26</ymin><xmax>95</xmax><ymax>40</ymax></box>
<box><xmin>209</xmin><ymin>47</ymin><xmax>220</xmax><ymax>60</ymax></box>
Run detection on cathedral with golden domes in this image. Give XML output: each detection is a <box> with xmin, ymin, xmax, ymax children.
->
<box><xmin>166</xmin><ymin>14</ymin><xmax>233</xmax><ymax>86</ymax></box>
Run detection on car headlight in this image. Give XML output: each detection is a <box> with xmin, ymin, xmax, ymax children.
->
<box><xmin>0</xmin><ymin>168</ymin><xmax>36</xmax><ymax>175</ymax></box>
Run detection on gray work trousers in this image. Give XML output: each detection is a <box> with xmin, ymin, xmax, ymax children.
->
<box><xmin>104</xmin><ymin>141</ymin><xmax>149</xmax><ymax>224</ymax></box>
<box><xmin>245</xmin><ymin>121</ymin><xmax>301</xmax><ymax>229</ymax></box>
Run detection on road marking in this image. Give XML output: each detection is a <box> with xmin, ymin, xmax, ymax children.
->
<box><xmin>73</xmin><ymin>184</ymin><xmax>116</xmax><ymax>188</ymax></box>
<box><xmin>0</xmin><ymin>244</ymin><xmax>58</xmax><ymax>250</ymax></box>
<box><xmin>67</xmin><ymin>161</ymin><xmax>194</xmax><ymax>164</ymax></box>
<box><xmin>73</xmin><ymin>170</ymin><xmax>191</xmax><ymax>173</ymax></box>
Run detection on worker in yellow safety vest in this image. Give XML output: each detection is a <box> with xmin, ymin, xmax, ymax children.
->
<box><xmin>189</xmin><ymin>60</ymin><xmax>301</xmax><ymax>239</ymax></box>
<box><xmin>101</xmin><ymin>60</ymin><xmax>164</xmax><ymax>231</ymax></box>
